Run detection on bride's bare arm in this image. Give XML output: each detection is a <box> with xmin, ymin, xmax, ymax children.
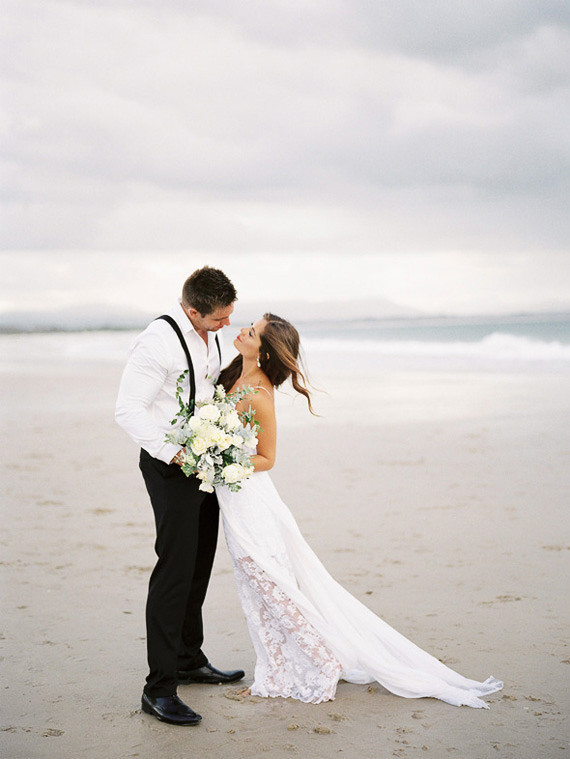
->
<box><xmin>238</xmin><ymin>388</ymin><xmax>276</xmax><ymax>472</ymax></box>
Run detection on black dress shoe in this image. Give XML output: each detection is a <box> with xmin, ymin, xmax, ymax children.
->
<box><xmin>141</xmin><ymin>693</ymin><xmax>202</xmax><ymax>726</ymax></box>
<box><xmin>177</xmin><ymin>662</ymin><xmax>245</xmax><ymax>685</ymax></box>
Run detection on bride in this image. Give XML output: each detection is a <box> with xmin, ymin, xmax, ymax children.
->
<box><xmin>215</xmin><ymin>313</ymin><xmax>503</xmax><ymax>708</ymax></box>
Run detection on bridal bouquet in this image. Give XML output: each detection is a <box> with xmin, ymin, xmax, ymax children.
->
<box><xmin>165</xmin><ymin>372</ymin><xmax>259</xmax><ymax>493</ymax></box>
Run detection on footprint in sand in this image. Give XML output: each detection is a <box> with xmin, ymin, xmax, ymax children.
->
<box><xmin>125</xmin><ymin>565</ymin><xmax>153</xmax><ymax>574</ymax></box>
<box><xmin>480</xmin><ymin>594</ymin><xmax>522</xmax><ymax>606</ymax></box>
<box><xmin>223</xmin><ymin>687</ymin><xmax>259</xmax><ymax>703</ymax></box>
<box><xmin>327</xmin><ymin>712</ymin><xmax>347</xmax><ymax>722</ymax></box>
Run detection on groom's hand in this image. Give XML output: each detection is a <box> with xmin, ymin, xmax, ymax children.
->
<box><xmin>171</xmin><ymin>450</ymin><xmax>185</xmax><ymax>466</ymax></box>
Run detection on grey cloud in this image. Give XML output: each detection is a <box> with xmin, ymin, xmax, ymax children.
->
<box><xmin>346</xmin><ymin>1</ymin><xmax>570</xmax><ymax>59</ymax></box>
<box><xmin>125</xmin><ymin>0</ymin><xmax>570</xmax><ymax>62</ymax></box>
<box><xmin>1</xmin><ymin>0</ymin><xmax>569</xmax><ymax>251</ymax></box>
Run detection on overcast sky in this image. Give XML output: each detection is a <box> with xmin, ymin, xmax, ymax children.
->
<box><xmin>1</xmin><ymin>1</ymin><xmax>569</xmax><ymax>313</ymax></box>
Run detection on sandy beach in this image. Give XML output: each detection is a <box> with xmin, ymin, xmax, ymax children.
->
<box><xmin>1</xmin><ymin>334</ymin><xmax>569</xmax><ymax>759</ymax></box>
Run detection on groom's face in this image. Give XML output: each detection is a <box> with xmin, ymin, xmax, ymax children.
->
<box><xmin>191</xmin><ymin>303</ymin><xmax>234</xmax><ymax>332</ymax></box>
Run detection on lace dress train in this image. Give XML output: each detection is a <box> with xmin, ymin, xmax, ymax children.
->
<box><xmin>216</xmin><ymin>472</ymin><xmax>503</xmax><ymax>707</ymax></box>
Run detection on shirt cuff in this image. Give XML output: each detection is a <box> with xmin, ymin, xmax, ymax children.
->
<box><xmin>154</xmin><ymin>441</ymin><xmax>183</xmax><ymax>465</ymax></box>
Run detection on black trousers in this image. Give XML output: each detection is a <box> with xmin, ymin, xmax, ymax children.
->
<box><xmin>139</xmin><ymin>449</ymin><xmax>219</xmax><ymax>698</ymax></box>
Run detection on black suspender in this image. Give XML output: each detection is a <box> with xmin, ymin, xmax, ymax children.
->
<box><xmin>155</xmin><ymin>315</ymin><xmax>222</xmax><ymax>409</ymax></box>
<box><xmin>156</xmin><ymin>315</ymin><xmax>195</xmax><ymax>408</ymax></box>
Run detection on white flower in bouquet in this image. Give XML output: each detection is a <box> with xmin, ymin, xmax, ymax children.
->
<box><xmin>197</xmin><ymin>403</ymin><xmax>221</xmax><ymax>423</ymax></box>
<box><xmin>219</xmin><ymin>434</ymin><xmax>234</xmax><ymax>452</ymax></box>
<box><xmin>221</xmin><ymin>409</ymin><xmax>241</xmax><ymax>431</ymax></box>
<box><xmin>187</xmin><ymin>415</ymin><xmax>204</xmax><ymax>431</ymax></box>
<box><xmin>197</xmin><ymin>465</ymin><xmax>215</xmax><ymax>493</ymax></box>
<box><xmin>203</xmin><ymin>424</ymin><xmax>224</xmax><ymax>446</ymax></box>
<box><xmin>189</xmin><ymin>436</ymin><xmax>209</xmax><ymax>456</ymax></box>
<box><xmin>164</xmin><ymin>372</ymin><xmax>261</xmax><ymax>492</ymax></box>
<box><xmin>222</xmin><ymin>463</ymin><xmax>253</xmax><ymax>485</ymax></box>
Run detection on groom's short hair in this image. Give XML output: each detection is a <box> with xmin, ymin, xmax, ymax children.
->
<box><xmin>182</xmin><ymin>266</ymin><xmax>237</xmax><ymax>316</ymax></box>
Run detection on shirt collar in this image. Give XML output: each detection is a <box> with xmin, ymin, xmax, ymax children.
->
<box><xmin>172</xmin><ymin>301</ymin><xmax>194</xmax><ymax>335</ymax></box>
<box><xmin>172</xmin><ymin>300</ymin><xmax>215</xmax><ymax>344</ymax></box>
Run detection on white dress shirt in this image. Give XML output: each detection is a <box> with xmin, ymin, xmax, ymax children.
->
<box><xmin>115</xmin><ymin>301</ymin><xmax>223</xmax><ymax>463</ymax></box>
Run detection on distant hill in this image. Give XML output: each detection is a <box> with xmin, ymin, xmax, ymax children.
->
<box><xmin>0</xmin><ymin>305</ymin><xmax>151</xmax><ymax>333</ymax></box>
<box><xmin>0</xmin><ymin>298</ymin><xmax>419</xmax><ymax>332</ymax></box>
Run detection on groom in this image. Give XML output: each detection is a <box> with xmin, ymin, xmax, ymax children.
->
<box><xmin>115</xmin><ymin>266</ymin><xmax>244</xmax><ymax>726</ymax></box>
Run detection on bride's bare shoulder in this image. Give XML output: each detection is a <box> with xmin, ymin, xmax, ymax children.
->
<box><xmin>253</xmin><ymin>384</ymin><xmax>274</xmax><ymax>399</ymax></box>
<box><xmin>232</xmin><ymin>380</ymin><xmax>274</xmax><ymax>413</ymax></box>
<box><xmin>247</xmin><ymin>383</ymin><xmax>274</xmax><ymax>410</ymax></box>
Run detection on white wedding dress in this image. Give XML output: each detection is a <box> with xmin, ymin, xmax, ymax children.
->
<box><xmin>216</xmin><ymin>471</ymin><xmax>503</xmax><ymax>708</ymax></box>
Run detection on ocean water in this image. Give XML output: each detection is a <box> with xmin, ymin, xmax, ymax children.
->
<box><xmin>300</xmin><ymin>313</ymin><xmax>570</xmax><ymax>374</ymax></box>
<box><xmin>1</xmin><ymin>313</ymin><xmax>569</xmax><ymax>374</ymax></box>
<box><xmin>300</xmin><ymin>313</ymin><xmax>570</xmax><ymax>345</ymax></box>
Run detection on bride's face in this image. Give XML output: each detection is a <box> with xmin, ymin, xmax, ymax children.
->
<box><xmin>234</xmin><ymin>318</ymin><xmax>267</xmax><ymax>360</ymax></box>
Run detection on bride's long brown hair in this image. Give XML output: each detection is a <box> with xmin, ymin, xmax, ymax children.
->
<box><xmin>218</xmin><ymin>313</ymin><xmax>315</xmax><ymax>414</ymax></box>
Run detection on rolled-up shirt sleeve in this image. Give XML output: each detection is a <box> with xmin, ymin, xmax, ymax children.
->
<box><xmin>115</xmin><ymin>330</ymin><xmax>181</xmax><ymax>464</ymax></box>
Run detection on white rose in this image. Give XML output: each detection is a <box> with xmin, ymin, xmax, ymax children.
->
<box><xmin>198</xmin><ymin>404</ymin><xmax>220</xmax><ymax>423</ymax></box>
<box><xmin>231</xmin><ymin>434</ymin><xmax>243</xmax><ymax>448</ymax></box>
<box><xmin>190</xmin><ymin>436</ymin><xmax>209</xmax><ymax>456</ymax></box>
<box><xmin>218</xmin><ymin>434</ymin><xmax>233</xmax><ymax>451</ymax></box>
<box><xmin>198</xmin><ymin>482</ymin><xmax>214</xmax><ymax>493</ymax></box>
<box><xmin>188</xmin><ymin>415</ymin><xmax>204</xmax><ymax>431</ymax></box>
<box><xmin>221</xmin><ymin>410</ymin><xmax>241</xmax><ymax>431</ymax></box>
<box><xmin>204</xmin><ymin>425</ymin><xmax>224</xmax><ymax>446</ymax></box>
<box><xmin>222</xmin><ymin>463</ymin><xmax>248</xmax><ymax>484</ymax></box>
